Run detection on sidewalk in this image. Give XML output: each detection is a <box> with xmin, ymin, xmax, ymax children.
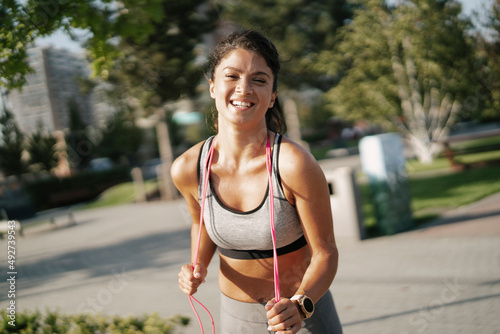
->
<box><xmin>333</xmin><ymin>192</ymin><xmax>500</xmax><ymax>333</ymax></box>
<box><xmin>1</xmin><ymin>192</ymin><xmax>499</xmax><ymax>333</ymax></box>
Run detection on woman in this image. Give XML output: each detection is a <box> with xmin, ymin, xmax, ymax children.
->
<box><xmin>172</xmin><ymin>30</ymin><xmax>342</xmax><ymax>334</ymax></box>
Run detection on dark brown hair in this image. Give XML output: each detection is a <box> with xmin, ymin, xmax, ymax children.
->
<box><xmin>206</xmin><ymin>30</ymin><xmax>287</xmax><ymax>134</ymax></box>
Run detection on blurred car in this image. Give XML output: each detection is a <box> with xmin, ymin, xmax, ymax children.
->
<box><xmin>141</xmin><ymin>158</ymin><xmax>162</xmax><ymax>180</ymax></box>
<box><xmin>89</xmin><ymin>157</ymin><xmax>113</xmax><ymax>171</ymax></box>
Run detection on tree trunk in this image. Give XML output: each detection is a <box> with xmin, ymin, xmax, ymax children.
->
<box><xmin>155</xmin><ymin>109</ymin><xmax>177</xmax><ymax>201</ymax></box>
<box><xmin>283</xmin><ymin>96</ymin><xmax>309</xmax><ymax>150</ymax></box>
<box><xmin>383</xmin><ymin>27</ymin><xmax>461</xmax><ymax>163</ymax></box>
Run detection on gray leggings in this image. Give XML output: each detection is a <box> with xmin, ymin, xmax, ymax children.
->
<box><xmin>220</xmin><ymin>290</ymin><xmax>343</xmax><ymax>334</ymax></box>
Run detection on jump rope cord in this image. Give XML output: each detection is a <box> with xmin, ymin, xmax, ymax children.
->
<box><xmin>265</xmin><ymin>136</ymin><xmax>281</xmax><ymax>302</ymax></box>
<box><xmin>190</xmin><ymin>135</ymin><xmax>280</xmax><ymax>334</ymax></box>
<box><xmin>190</xmin><ymin>136</ymin><xmax>217</xmax><ymax>334</ymax></box>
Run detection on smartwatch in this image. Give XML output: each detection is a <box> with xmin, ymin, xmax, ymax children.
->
<box><xmin>291</xmin><ymin>295</ymin><xmax>314</xmax><ymax>319</ymax></box>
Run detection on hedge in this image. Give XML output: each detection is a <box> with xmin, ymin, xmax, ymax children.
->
<box><xmin>0</xmin><ymin>309</ymin><xmax>189</xmax><ymax>334</ymax></box>
<box><xmin>24</xmin><ymin>167</ymin><xmax>132</xmax><ymax>211</ymax></box>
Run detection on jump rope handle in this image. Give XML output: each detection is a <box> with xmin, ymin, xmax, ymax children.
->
<box><xmin>190</xmin><ymin>135</ymin><xmax>280</xmax><ymax>334</ymax></box>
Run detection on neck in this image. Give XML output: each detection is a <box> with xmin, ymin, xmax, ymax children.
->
<box><xmin>216</xmin><ymin>127</ymin><xmax>269</xmax><ymax>167</ymax></box>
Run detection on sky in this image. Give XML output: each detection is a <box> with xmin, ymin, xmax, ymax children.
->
<box><xmin>459</xmin><ymin>0</ymin><xmax>492</xmax><ymax>14</ymax></box>
<box><xmin>36</xmin><ymin>0</ymin><xmax>494</xmax><ymax>52</ymax></box>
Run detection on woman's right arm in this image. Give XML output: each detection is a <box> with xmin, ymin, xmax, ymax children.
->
<box><xmin>171</xmin><ymin>143</ymin><xmax>217</xmax><ymax>295</ymax></box>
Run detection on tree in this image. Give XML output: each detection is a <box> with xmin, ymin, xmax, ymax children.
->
<box><xmin>96</xmin><ymin>109</ymin><xmax>143</xmax><ymax>164</ymax></box>
<box><xmin>319</xmin><ymin>0</ymin><xmax>477</xmax><ymax>163</ymax></box>
<box><xmin>0</xmin><ymin>103</ymin><xmax>27</xmax><ymax>176</ymax></box>
<box><xmin>1</xmin><ymin>1</ymin><xmax>218</xmax><ymax>98</ymax></box>
<box><xmin>65</xmin><ymin>98</ymin><xmax>92</xmax><ymax>170</ymax></box>
<box><xmin>221</xmin><ymin>0</ymin><xmax>352</xmax><ymax>90</ymax></box>
<box><xmin>0</xmin><ymin>1</ymin><xmax>36</xmax><ymax>89</ymax></box>
<box><xmin>475</xmin><ymin>0</ymin><xmax>500</xmax><ymax>121</ymax></box>
<box><xmin>2</xmin><ymin>0</ymin><xmax>219</xmax><ymax>201</ymax></box>
<box><xmin>111</xmin><ymin>2</ymin><xmax>217</xmax><ymax>110</ymax></box>
<box><xmin>27</xmin><ymin>121</ymin><xmax>58</xmax><ymax>173</ymax></box>
<box><xmin>219</xmin><ymin>0</ymin><xmax>353</xmax><ymax>144</ymax></box>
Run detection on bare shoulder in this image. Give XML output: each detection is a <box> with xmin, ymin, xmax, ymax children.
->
<box><xmin>278</xmin><ymin>136</ymin><xmax>329</xmax><ymax>202</ymax></box>
<box><xmin>171</xmin><ymin>140</ymin><xmax>205</xmax><ymax>195</ymax></box>
<box><xmin>278</xmin><ymin>136</ymin><xmax>323</xmax><ymax>179</ymax></box>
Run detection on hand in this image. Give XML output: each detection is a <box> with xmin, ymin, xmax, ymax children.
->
<box><xmin>265</xmin><ymin>298</ymin><xmax>305</xmax><ymax>334</ymax></box>
<box><xmin>178</xmin><ymin>263</ymin><xmax>207</xmax><ymax>295</ymax></box>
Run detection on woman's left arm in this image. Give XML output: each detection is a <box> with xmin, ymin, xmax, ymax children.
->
<box><xmin>266</xmin><ymin>139</ymin><xmax>339</xmax><ymax>333</ymax></box>
<box><xmin>280</xmin><ymin>140</ymin><xmax>339</xmax><ymax>303</ymax></box>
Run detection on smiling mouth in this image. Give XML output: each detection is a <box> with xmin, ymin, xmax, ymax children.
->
<box><xmin>231</xmin><ymin>100</ymin><xmax>254</xmax><ymax>108</ymax></box>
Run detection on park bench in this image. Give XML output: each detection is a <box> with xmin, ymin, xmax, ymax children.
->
<box><xmin>0</xmin><ymin>209</ymin><xmax>77</xmax><ymax>237</ymax></box>
<box><xmin>0</xmin><ymin>220</ymin><xmax>22</xmax><ymax>237</ymax></box>
<box><xmin>29</xmin><ymin>208</ymin><xmax>77</xmax><ymax>230</ymax></box>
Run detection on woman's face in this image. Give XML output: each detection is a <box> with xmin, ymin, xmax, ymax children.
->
<box><xmin>209</xmin><ymin>48</ymin><xmax>277</xmax><ymax>131</ymax></box>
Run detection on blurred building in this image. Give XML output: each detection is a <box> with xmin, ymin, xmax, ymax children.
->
<box><xmin>6</xmin><ymin>46</ymin><xmax>113</xmax><ymax>134</ymax></box>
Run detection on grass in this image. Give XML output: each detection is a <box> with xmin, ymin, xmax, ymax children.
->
<box><xmin>403</xmin><ymin>140</ymin><xmax>500</xmax><ymax>224</ymax></box>
<box><xmin>310</xmin><ymin>146</ymin><xmax>333</xmax><ymax>160</ymax></box>
<box><xmin>406</xmin><ymin>157</ymin><xmax>451</xmax><ymax>174</ymax></box>
<box><xmin>361</xmin><ymin>158</ymin><xmax>500</xmax><ymax>234</ymax></box>
<box><xmin>450</xmin><ymin>135</ymin><xmax>500</xmax><ymax>150</ymax></box>
<box><xmin>455</xmin><ymin>150</ymin><xmax>500</xmax><ymax>165</ymax></box>
<box><xmin>409</xmin><ymin>165</ymin><xmax>500</xmax><ymax>213</ymax></box>
<box><xmin>80</xmin><ymin>180</ymin><xmax>159</xmax><ymax>210</ymax></box>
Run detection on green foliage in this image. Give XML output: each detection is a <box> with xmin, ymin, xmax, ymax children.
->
<box><xmin>101</xmin><ymin>0</ymin><xmax>218</xmax><ymax>114</ymax></box>
<box><xmin>27</xmin><ymin>121</ymin><xmax>58</xmax><ymax>172</ymax></box>
<box><xmin>320</xmin><ymin>0</ymin><xmax>476</xmax><ymax>127</ymax></box>
<box><xmin>317</xmin><ymin>0</ymin><xmax>397</xmax><ymax>126</ymax></box>
<box><xmin>65</xmin><ymin>99</ymin><xmax>93</xmax><ymax>171</ymax></box>
<box><xmin>0</xmin><ymin>1</ymin><xmax>36</xmax><ymax>89</ymax></box>
<box><xmin>25</xmin><ymin>167</ymin><xmax>131</xmax><ymax>211</ymax></box>
<box><xmin>0</xmin><ymin>309</ymin><xmax>189</xmax><ymax>334</ymax></box>
<box><xmin>1</xmin><ymin>0</ymin><xmax>218</xmax><ymax>111</ymax></box>
<box><xmin>0</xmin><ymin>103</ymin><xmax>27</xmax><ymax>176</ymax></box>
<box><xmin>220</xmin><ymin>0</ymin><xmax>353</xmax><ymax>90</ymax></box>
<box><xmin>1</xmin><ymin>0</ymin><xmax>116</xmax><ymax>90</ymax></box>
<box><xmin>96</xmin><ymin>109</ymin><xmax>143</xmax><ymax>163</ymax></box>
<box><xmin>474</xmin><ymin>0</ymin><xmax>500</xmax><ymax>121</ymax></box>
<box><xmin>81</xmin><ymin>180</ymin><xmax>159</xmax><ymax>210</ymax></box>
<box><xmin>316</xmin><ymin>0</ymin><xmax>481</xmax><ymax>163</ymax></box>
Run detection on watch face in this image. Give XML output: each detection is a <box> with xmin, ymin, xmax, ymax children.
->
<box><xmin>303</xmin><ymin>297</ymin><xmax>314</xmax><ymax>313</ymax></box>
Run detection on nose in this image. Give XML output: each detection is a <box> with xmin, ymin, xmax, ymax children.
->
<box><xmin>236</xmin><ymin>78</ymin><xmax>253</xmax><ymax>94</ymax></box>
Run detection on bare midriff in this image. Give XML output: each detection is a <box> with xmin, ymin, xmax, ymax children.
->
<box><xmin>218</xmin><ymin>245</ymin><xmax>311</xmax><ymax>303</ymax></box>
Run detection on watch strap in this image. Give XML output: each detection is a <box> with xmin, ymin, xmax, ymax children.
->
<box><xmin>290</xmin><ymin>294</ymin><xmax>314</xmax><ymax>319</ymax></box>
<box><xmin>290</xmin><ymin>295</ymin><xmax>304</xmax><ymax>301</ymax></box>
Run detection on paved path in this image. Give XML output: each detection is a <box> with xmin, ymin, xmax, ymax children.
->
<box><xmin>1</xmin><ymin>192</ymin><xmax>499</xmax><ymax>333</ymax></box>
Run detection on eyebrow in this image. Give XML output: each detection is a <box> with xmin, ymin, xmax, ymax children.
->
<box><xmin>222</xmin><ymin>66</ymin><xmax>271</xmax><ymax>79</ymax></box>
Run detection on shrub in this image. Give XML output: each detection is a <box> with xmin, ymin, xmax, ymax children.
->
<box><xmin>0</xmin><ymin>309</ymin><xmax>189</xmax><ymax>334</ymax></box>
<box><xmin>24</xmin><ymin>167</ymin><xmax>131</xmax><ymax>211</ymax></box>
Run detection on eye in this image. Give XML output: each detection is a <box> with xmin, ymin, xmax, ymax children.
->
<box><xmin>225</xmin><ymin>74</ymin><xmax>238</xmax><ymax>79</ymax></box>
<box><xmin>253</xmin><ymin>78</ymin><xmax>267</xmax><ymax>84</ymax></box>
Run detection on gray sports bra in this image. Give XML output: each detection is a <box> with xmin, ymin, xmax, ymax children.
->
<box><xmin>197</xmin><ymin>133</ymin><xmax>306</xmax><ymax>260</ymax></box>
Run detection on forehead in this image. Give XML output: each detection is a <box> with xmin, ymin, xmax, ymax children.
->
<box><xmin>216</xmin><ymin>48</ymin><xmax>272</xmax><ymax>76</ymax></box>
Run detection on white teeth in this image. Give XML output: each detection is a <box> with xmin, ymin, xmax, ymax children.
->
<box><xmin>232</xmin><ymin>101</ymin><xmax>252</xmax><ymax>108</ymax></box>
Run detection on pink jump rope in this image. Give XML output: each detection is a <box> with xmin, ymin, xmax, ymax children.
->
<box><xmin>190</xmin><ymin>135</ymin><xmax>280</xmax><ymax>333</ymax></box>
